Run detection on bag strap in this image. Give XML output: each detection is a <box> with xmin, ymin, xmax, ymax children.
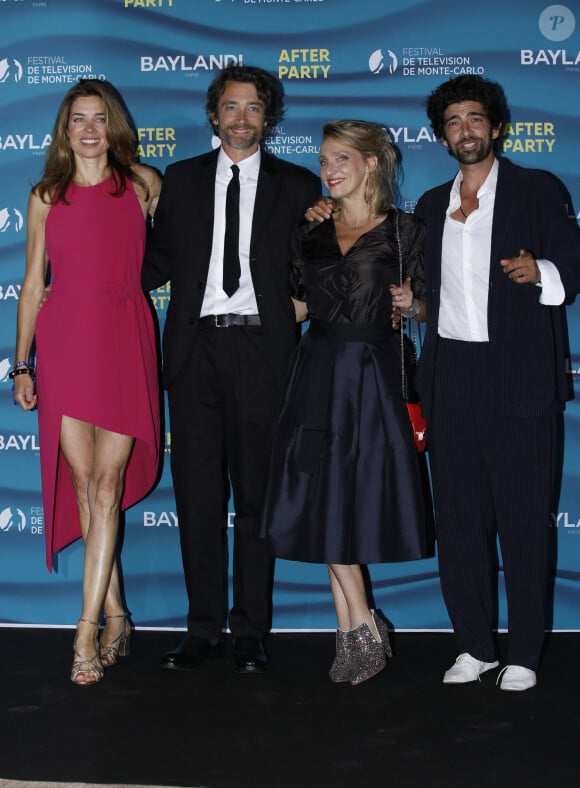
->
<box><xmin>393</xmin><ymin>209</ymin><xmax>407</xmax><ymax>400</ymax></box>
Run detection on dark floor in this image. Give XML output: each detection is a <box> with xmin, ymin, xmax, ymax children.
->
<box><xmin>1</xmin><ymin>628</ymin><xmax>578</xmax><ymax>788</ymax></box>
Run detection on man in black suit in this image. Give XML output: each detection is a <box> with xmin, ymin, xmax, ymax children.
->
<box><xmin>143</xmin><ymin>65</ymin><xmax>320</xmax><ymax>673</ymax></box>
<box><xmin>415</xmin><ymin>75</ymin><xmax>580</xmax><ymax>691</ymax></box>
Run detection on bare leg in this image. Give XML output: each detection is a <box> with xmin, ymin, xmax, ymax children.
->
<box><xmin>98</xmin><ymin>559</ymin><xmax>132</xmax><ymax>667</ymax></box>
<box><xmin>327</xmin><ymin>564</ymin><xmax>379</xmax><ymax>637</ymax></box>
<box><xmin>327</xmin><ymin>566</ymin><xmax>350</xmax><ymax>630</ymax></box>
<box><xmin>59</xmin><ymin>416</ymin><xmax>134</xmax><ymax>684</ymax></box>
<box><xmin>327</xmin><ymin>564</ymin><xmax>387</xmax><ymax>685</ymax></box>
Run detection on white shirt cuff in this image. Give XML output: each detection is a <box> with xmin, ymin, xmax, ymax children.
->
<box><xmin>536</xmin><ymin>259</ymin><xmax>565</xmax><ymax>305</ymax></box>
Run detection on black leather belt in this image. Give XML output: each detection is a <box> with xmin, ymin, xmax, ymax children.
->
<box><xmin>198</xmin><ymin>313</ymin><xmax>261</xmax><ymax>328</ymax></box>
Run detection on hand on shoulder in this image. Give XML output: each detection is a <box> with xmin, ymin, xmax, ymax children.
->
<box><xmin>132</xmin><ymin>162</ymin><xmax>162</xmax><ymax>218</ymax></box>
<box><xmin>305</xmin><ymin>196</ymin><xmax>334</xmax><ymax>223</ymax></box>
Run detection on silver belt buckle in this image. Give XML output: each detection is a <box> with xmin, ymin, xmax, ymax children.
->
<box><xmin>214</xmin><ymin>314</ymin><xmax>227</xmax><ymax>327</ymax></box>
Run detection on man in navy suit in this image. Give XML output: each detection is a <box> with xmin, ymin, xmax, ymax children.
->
<box><xmin>415</xmin><ymin>75</ymin><xmax>580</xmax><ymax>691</ymax></box>
<box><xmin>143</xmin><ymin>65</ymin><xmax>320</xmax><ymax>673</ymax></box>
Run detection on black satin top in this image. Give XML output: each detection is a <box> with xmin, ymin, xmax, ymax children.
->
<box><xmin>290</xmin><ymin>208</ymin><xmax>425</xmax><ymax>325</ymax></box>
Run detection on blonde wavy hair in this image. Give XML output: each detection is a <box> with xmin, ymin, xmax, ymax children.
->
<box><xmin>322</xmin><ymin>119</ymin><xmax>399</xmax><ymax>216</ymax></box>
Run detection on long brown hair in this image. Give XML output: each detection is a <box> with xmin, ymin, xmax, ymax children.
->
<box><xmin>36</xmin><ymin>79</ymin><xmax>147</xmax><ymax>204</ymax></box>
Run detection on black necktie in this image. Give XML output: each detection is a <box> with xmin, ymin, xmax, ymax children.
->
<box><xmin>223</xmin><ymin>164</ymin><xmax>241</xmax><ymax>297</ymax></box>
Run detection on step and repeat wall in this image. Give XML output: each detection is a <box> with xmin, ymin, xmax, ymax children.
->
<box><xmin>1</xmin><ymin>0</ymin><xmax>579</xmax><ymax>630</ymax></box>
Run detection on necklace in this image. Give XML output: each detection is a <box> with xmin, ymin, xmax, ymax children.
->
<box><xmin>459</xmin><ymin>197</ymin><xmax>479</xmax><ymax>220</ymax></box>
<box><xmin>338</xmin><ymin>213</ymin><xmax>370</xmax><ymax>230</ymax></box>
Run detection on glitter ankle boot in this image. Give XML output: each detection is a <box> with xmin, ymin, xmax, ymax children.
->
<box><xmin>349</xmin><ymin>621</ymin><xmax>387</xmax><ymax>686</ymax></box>
<box><xmin>329</xmin><ymin>628</ymin><xmax>351</xmax><ymax>683</ymax></box>
<box><xmin>371</xmin><ymin>609</ymin><xmax>393</xmax><ymax>658</ymax></box>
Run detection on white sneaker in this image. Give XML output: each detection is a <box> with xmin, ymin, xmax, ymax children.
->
<box><xmin>443</xmin><ymin>652</ymin><xmax>500</xmax><ymax>684</ymax></box>
<box><xmin>497</xmin><ymin>665</ymin><xmax>537</xmax><ymax>692</ymax></box>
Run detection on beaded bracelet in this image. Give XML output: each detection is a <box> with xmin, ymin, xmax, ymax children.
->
<box><xmin>8</xmin><ymin>367</ymin><xmax>34</xmax><ymax>379</ymax></box>
<box><xmin>401</xmin><ymin>298</ymin><xmax>421</xmax><ymax>320</ymax></box>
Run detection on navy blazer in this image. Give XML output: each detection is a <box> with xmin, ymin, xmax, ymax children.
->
<box><xmin>142</xmin><ymin>147</ymin><xmax>320</xmax><ymax>389</ymax></box>
<box><xmin>415</xmin><ymin>157</ymin><xmax>580</xmax><ymax>419</ymax></box>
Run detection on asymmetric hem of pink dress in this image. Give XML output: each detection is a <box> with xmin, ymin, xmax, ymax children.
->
<box><xmin>36</xmin><ymin>177</ymin><xmax>160</xmax><ymax>571</ymax></box>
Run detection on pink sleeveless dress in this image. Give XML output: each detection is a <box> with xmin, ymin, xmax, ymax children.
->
<box><xmin>36</xmin><ymin>176</ymin><xmax>160</xmax><ymax>571</ymax></box>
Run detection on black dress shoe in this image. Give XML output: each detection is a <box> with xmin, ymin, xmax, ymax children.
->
<box><xmin>161</xmin><ymin>636</ymin><xmax>222</xmax><ymax>671</ymax></box>
<box><xmin>233</xmin><ymin>636</ymin><xmax>268</xmax><ymax>673</ymax></box>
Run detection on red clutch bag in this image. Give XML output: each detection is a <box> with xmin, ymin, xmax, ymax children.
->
<box><xmin>406</xmin><ymin>402</ymin><xmax>427</xmax><ymax>453</ymax></box>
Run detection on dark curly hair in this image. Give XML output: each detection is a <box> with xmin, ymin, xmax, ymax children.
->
<box><xmin>425</xmin><ymin>75</ymin><xmax>509</xmax><ymax>142</ymax></box>
<box><xmin>205</xmin><ymin>64</ymin><xmax>284</xmax><ymax>139</ymax></box>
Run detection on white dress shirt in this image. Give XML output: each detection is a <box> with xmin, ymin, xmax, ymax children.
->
<box><xmin>438</xmin><ymin>158</ymin><xmax>564</xmax><ymax>342</ymax></box>
<box><xmin>200</xmin><ymin>146</ymin><xmax>261</xmax><ymax>317</ymax></box>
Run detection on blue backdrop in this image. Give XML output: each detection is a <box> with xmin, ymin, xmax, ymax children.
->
<box><xmin>1</xmin><ymin>0</ymin><xmax>579</xmax><ymax>631</ymax></box>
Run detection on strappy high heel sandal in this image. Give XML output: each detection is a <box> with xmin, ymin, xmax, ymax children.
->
<box><xmin>71</xmin><ymin>618</ymin><xmax>104</xmax><ymax>686</ymax></box>
<box><xmin>99</xmin><ymin>613</ymin><xmax>132</xmax><ymax>667</ymax></box>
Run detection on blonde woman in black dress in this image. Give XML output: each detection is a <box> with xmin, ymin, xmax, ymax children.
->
<box><xmin>262</xmin><ymin>120</ymin><xmax>430</xmax><ymax>685</ymax></box>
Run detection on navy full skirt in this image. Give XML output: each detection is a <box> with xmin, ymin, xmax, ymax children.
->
<box><xmin>261</xmin><ymin>320</ymin><xmax>431</xmax><ymax>565</ymax></box>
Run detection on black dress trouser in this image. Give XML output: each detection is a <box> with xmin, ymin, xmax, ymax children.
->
<box><xmin>428</xmin><ymin>338</ymin><xmax>561</xmax><ymax>670</ymax></box>
<box><xmin>168</xmin><ymin>323</ymin><xmax>279</xmax><ymax>641</ymax></box>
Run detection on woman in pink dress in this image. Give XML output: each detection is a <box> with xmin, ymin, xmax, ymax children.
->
<box><xmin>12</xmin><ymin>80</ymin><xmax>161</xmax><ymax>685</ymax></box>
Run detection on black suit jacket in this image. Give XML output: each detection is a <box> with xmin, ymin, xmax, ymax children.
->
<box><xmin>143</xmin><ymin>147</ymin><xmax>321</xmax><ymax>388</ymax></box>
<box><xmin>415</xmin><ymin>157</ymin><xmax>580</xmax><ymax>419</ymax></box>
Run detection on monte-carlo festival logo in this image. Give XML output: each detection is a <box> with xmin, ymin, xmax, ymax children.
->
<box><xmin>369</xmin><ymin>49</ymin><xmax>398</xmax><ymax>75</ymax></box>
<box><xmin>0</xmin><ymin>58</ymin><xmax>23</xmax><ymax>84</ymax></box>
<box><xmin>0</xmin><ymin>508</ymin><xmax>26</xmax><ymax>534</ymax></box>
<box><xmin>0</xmin><ymin>207</ymin><xmax>24</xmax><ymax>234</ymax></box>
<box><xmin>0</xmin><ymin>359</ymin><xmax>12</xmax><ymax>384</ymax></box>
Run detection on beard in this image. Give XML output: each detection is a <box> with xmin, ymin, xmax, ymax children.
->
<box><xmin>218</xmin><ymin>123</ymin><xmax>262</xmax><ymax>152</ymax></box>
<box><xmin>449</xmin><ymin>133</ymin><xmax>494</xmax><ymax>165</ymax></box>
